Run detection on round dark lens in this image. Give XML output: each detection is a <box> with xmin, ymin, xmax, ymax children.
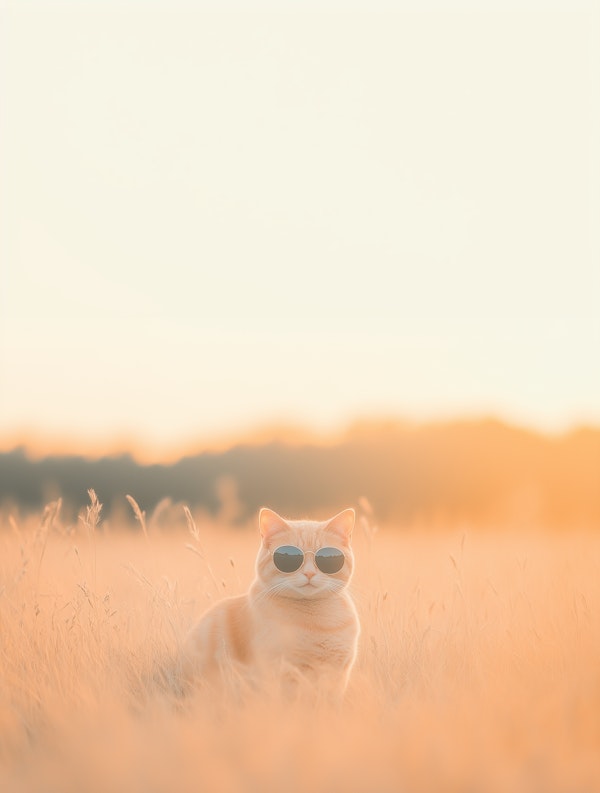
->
<box><xmin>273</xmin><ymin>545</ymin><xmax>304</xmax><ymax>573</ymax></box>
<box><xmin>315</xmin><ymin>547</ymin><xmax>345</xmax><ymax>574</ymax></box>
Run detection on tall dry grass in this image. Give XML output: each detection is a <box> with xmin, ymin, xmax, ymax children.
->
<box><xmin>1</xmin><ymin>495</ymin><xmax>599</xmax><ymax>792</ymax></box>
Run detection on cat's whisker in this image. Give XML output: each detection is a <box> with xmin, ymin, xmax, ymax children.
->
<box><xmin>253</xmin><ymin>581</ymin><xmax>290</xmax><ymax>604</ymax></box>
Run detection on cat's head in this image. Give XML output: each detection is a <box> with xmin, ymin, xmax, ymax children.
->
<box><xmin>254</xmin><ymin>508</ymin><xmax>355</xmax><ymax>600</ymax></box>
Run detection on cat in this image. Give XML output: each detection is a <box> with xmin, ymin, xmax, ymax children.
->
<box><xmin>183</xmin><ymin>507</ymin><xmax>360</xmax><ymax>696</ymax></box>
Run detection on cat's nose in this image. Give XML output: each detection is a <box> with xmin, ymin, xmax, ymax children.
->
<box><xmin>304</xmin><ymin>569</ymin><xmax>316</xmax><ymax>580</ymax></box>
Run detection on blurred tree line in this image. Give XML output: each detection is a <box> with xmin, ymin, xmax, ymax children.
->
<box><xmin>1</xmin><ymin>420</ymin><xmax>598</xmax><ymax>529</ymax></box>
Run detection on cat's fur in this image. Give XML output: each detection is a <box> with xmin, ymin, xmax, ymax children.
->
<box><xmin>183</xmin><ymin>508</ymin><xmax>360</xmax><ymax>694</ymax></box>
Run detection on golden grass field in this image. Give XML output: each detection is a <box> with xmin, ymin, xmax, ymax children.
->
<box><xmin>1</xmin><ymin>496</ymin><xmax>599</xmax><ymax>793</ymax></box>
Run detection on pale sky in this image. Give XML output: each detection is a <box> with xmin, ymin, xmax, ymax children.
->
<box><xmin>1</xmin><ymin>0</ymin><xmax>599</xmax><ymax>459</ymax></box>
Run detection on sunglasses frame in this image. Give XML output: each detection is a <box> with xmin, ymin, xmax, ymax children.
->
<box><xmin>271</xmin><ymin>545</ymin><xmax>346</xmax><ymax>575</ymax></box>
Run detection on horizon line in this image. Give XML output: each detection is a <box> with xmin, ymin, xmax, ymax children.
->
<box><xmin>1</xmin><ymin>413</ymin><xmax>598</xmax><ymax>465</ymax></box>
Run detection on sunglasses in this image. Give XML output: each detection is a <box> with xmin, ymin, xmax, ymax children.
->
<box><xmin>272</xmin><ymin>545</ymin><xmax>346</xmax><ymax>574</ymax></box>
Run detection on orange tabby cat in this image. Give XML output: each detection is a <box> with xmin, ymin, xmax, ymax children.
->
<box><xmin>183</xmin><ymin>507</ymin><xmax>360</xmax><ymax>693</ymax></box>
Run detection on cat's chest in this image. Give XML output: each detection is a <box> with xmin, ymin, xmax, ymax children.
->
<box><xmin>252</xmin><ymin>598</ymin><xmax>358</xmax><ymax>665</ymax></box>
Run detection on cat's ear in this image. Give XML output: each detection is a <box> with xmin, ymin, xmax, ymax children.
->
<box><xmin>325</xmin><ymin>508</ymin><xmax>355</xmax><ymax>542</ymax></box>
<box><xmin>259</xmin><ymin>508</ymin><xmax>289</xmax><ymax>540</ymax></box>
